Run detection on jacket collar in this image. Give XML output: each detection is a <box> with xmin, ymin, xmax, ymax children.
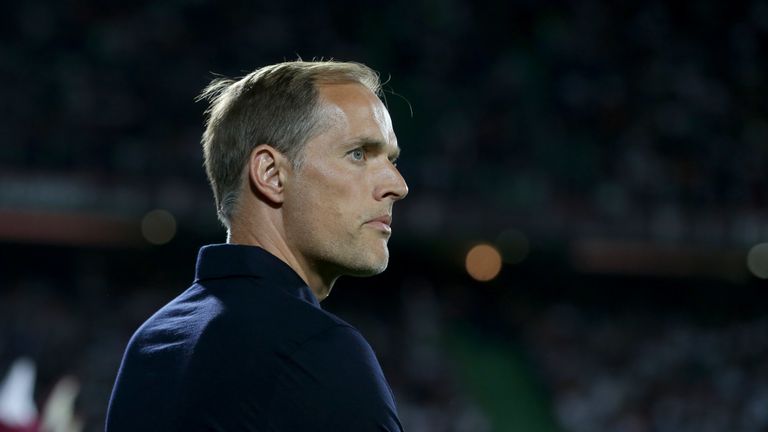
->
<box><xmin>194</xmin><ymin>243</ymin><xmax>320</xmax><ymax>308</ymax></box>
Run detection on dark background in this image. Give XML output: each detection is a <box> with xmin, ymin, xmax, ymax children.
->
<box><xmin>2</xmin><ymin>1</ymin><xmax>768</xmax><ymax>431</ymax></box>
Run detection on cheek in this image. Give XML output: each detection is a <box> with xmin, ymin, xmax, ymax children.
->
<box><xmin>291</xmin><ymin>173</ymin><xmax>352</xmax><ymax>231</ymax></box>
<box><xmin>311</xmin><ymin>194</ymin><xmax>345</xmax><ymax>231</ymax></box>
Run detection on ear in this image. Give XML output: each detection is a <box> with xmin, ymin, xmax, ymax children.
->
<box><xmin>247</xmin><ymin>144</ymin><xmax>290</xmax><ymax>205</ymax></box>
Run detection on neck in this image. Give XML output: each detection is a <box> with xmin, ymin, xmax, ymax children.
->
<box><xmin>228</xmin><ymin>222</ymin><xmax>337</xmax><ymax>302</ymax></box>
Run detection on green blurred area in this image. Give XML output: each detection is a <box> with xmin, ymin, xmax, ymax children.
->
<box><xmin>445</xmin><ymin>326</ymin><xmax>560</xmax><ymax>432</ymax></box>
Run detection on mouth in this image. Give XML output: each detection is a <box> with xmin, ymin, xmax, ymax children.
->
<box><xmin>364</xmin><ymin>215</ymin><xmax>392</xmax><ymax>234</ymax></box>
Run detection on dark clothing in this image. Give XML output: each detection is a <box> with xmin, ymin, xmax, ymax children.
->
<box><xmin>106</xmin><ymin>244</ymin><xmax>402</xmax><ymax>431</ymax></box>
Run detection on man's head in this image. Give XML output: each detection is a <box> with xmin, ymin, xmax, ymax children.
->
<box><xmin>198</xmin><ymin>61</ymin><xmax>408</xmax><ymax>287</ymax></box>
<box><xmin>199</xmin><ymin>61</ymin><xmax>382</xmax><ymax>226</ymax></box>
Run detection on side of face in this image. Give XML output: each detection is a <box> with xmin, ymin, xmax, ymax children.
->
<box><xmin>281</xmin><ymin>83</ymin><xmax>408</xmax><ymax>278</ymax></box>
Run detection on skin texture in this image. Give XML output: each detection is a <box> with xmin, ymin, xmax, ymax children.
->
<box><xmin>228</xmin><ymin>82</ymin><xmax>408</xmax><ymax>301</ymax></box>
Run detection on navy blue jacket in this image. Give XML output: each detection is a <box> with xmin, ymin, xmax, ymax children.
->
<box><xmin>106</xmin><ymin>244</ymin><xmax>403</xmax><ymax>431</ymax></box>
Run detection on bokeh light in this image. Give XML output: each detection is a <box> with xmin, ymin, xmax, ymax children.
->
<box><xmin>465</xmin><ymin>243</ymin><xmax>503</xmax><ymax>282</ymax></box>
<box><xmin>747</xmin><ymin>243</ymin><xmax>768</xmax><ymax>279</ymax></box>
<box><xmin>141</xmin><ymin>209</ymin><xmax>177</xmax><ymax>245</ymax></box>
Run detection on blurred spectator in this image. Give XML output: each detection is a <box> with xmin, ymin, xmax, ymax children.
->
<box><xmin>528</xmin><ymin>305</ymin><xmax>768</xmax><ymax>432</ymax></box>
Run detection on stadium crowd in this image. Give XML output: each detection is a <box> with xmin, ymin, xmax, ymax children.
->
<box><xmin>3</xmin><ymin>0</ymin><xmax>767</xmax><ymax>244</ymax></box>
<box><xmin>528</xmin><ymin>305</ymin><xmax>768</xmax><ymax>432</ymax></box>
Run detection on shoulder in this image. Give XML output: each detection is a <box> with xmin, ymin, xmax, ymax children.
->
<box><xmin>293</xmin><ymin>324</ymin><xmax>398</xmax><ymax>408</ymax></box>
<box><xmin>267</xmin><ymin>325</ymin><xmax>402</xmax><ymax>431</ymax></box>
<box><xmin>289</xmin><ymin>324</ymin><xmax>382</xmax><ymax>372</ymax></box>
<box><xmin>200</xmin><ymin>277</ymin><xmax>350</xmax><ymax>350</ymax></box>
<box><xmin>125</xmin><ymin>284</ymin><xmax>216</xmax><ymax>353</ymax></box>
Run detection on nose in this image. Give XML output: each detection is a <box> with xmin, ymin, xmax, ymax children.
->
<box><xmin>375</xmin><ymin>161</ymin><xmax>409</xmax><ymax>202</ymax></box>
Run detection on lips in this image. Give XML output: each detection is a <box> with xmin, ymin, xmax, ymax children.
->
<box><xmin>367</xmin><ymin>215</ymin><xmax>392</xmax><ymax>226</ymax></box>
<box><xmin>364</xmin><ymin>214</ymin><xmax>392</xmax><ymax>233</ymax></box>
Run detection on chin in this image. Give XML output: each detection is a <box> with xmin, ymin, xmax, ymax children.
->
<box><xmin>343</xmin><ymin>249</ymin><xmax>389</xmax><ymax>277</ymax></box>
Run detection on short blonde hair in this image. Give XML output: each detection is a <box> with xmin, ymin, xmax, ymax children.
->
<box><xmin>197</xmin><ymin>60</ymin><xmax>381</xmax><ymax>228</ymax></box>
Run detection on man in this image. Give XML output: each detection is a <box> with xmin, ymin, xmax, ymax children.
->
<box><xmin>106</xmin><ymin>60</ymin><xmax>409</xmax><ymax>431</ymax></box>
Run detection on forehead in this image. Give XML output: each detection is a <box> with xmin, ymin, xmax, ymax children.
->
<box><xmin>313</xmin><ymin>83</ymin><xmax>398</xmax><ymax>149</ymax></box>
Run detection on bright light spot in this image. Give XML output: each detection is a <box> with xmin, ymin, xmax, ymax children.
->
<box><xmin>465</xmin><ymin>243</ymin><xmax>502</xmax><ymax>282</ymax></box>
<box><xmin>747</xmin><ymin>243</ymin><xmax>768</xmax><ymax>279</ymax></box>
<box><xmin>141</xmin><ymin>209</ymin><xmax>177</xmax><ymax>245</ymax></box>
<box><xmin>497</xmin><ymin>229</ymin><xmax>530</xmax><ymax>264</ymax></box>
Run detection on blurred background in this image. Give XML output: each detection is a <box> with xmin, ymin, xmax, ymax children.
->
<box><xmin>2</xmin><ymin>0</ymin><xmax>768</xmax><ymax>431</ymax></box>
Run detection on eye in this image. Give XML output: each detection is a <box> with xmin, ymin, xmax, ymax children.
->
<box><xmin>349</xmin><ymin>148</ymin><xmax>366</xmax><ymax>162</ymax></box>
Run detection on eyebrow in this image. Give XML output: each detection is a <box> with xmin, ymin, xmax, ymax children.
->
<box><xmin>349</xmin><ymin>137</ymin><xmax>401</xmax><ymax>161</ymax></box>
